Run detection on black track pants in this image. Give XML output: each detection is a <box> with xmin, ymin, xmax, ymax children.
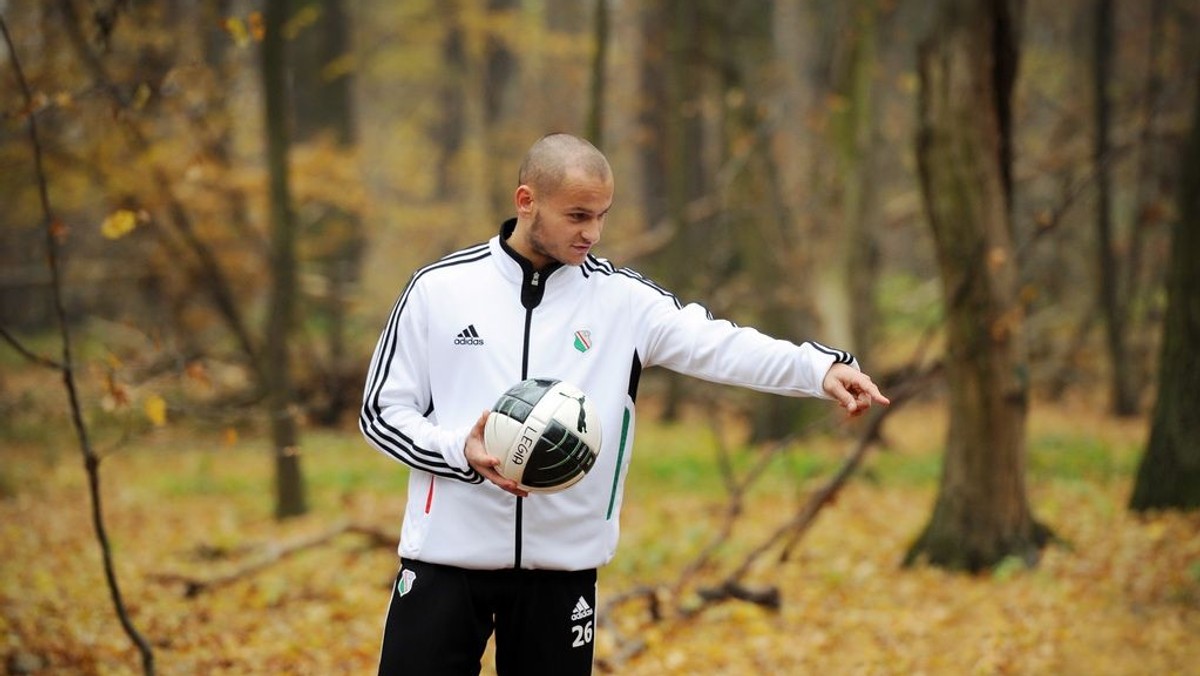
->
<box><xmin>377</xmin><ymin>560</ymin><xmax>598</xmax><ymax>676</ymax></box>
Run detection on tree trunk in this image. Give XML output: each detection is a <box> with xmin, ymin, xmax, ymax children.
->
<box><xmin>1128</xmin><ymin>68</ymin><xmax>1200</xmax><ymax>511</ymax></box>
<box><xmin>585</xmin><ymin>0</ymin><xmax>609</xmax><ymax>146</ymax></box>
<box><xmin>904</xmin><ymin>0</ymin><xmax>1049</xmax><ymax>572</ymax></box>
<box><xmin>484</xmin><ymin>0</ymin><xmax>519</xmax><ymax>127</ymax></box>
<box><xmin>315</xmin><ymin>0</ymin><xmax>363</xmax><ymax>427</ymax></box>
<box><xmin>1122</xmin><ymin>0</ymin><xmax>1169</xmax><ymax>411</ymax></box>
<box><xmin>837</xmin><ymin>0</ymin><xmax>885</xmax><ymax>368</ymax></box>
<box><xmin>518</xmin><ymin>0</ymin><xmax>548</xmax><ymax>132</ymax></box>
<box><xmin>287</xmin><ymin>0</ymin><xmax>363</xmax><ymax>426</ymax></box>
<box><xmin>55</xmin><ymin>0</ymin><xmax>262</xmax><ymax>370</ymax></box>
<box><xmin>1093</xmin><ymin>0</ymin><xmax>1139</xmax><ymax>416</ymax></box>
<box><xmin>461</xmin><ymin>0</ymin><xmax>493</xmax><ymax>233</ymax></box>
<box><xmin>643</xmin><ymin>0</ymin><xmax>699</xmax><ymax>422</ymax></box>
<box><xmin>261</xmin><ymin>0</ymin><xmax>308</xmax><ymax>519</ymax></box>
<box><xmin>434</xmin><ymin>4</ymin><xmax>465</xmax><ymax>202</ymax></box>
<box><xmin>717</xmin><ymin>0</ymin><xmax>821</xmax><ymax>442</ymax></box>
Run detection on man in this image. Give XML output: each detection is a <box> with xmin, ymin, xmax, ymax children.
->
<box><xmin>360</xmin><ymin>133</ymin><xmax>888</xmax><ymax>675</ymax></box>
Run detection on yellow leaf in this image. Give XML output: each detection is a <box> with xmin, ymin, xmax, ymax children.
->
<box><xmin>100</xmin><ymin>209</ymin><xmax>138</xmax><ymax>240</ymax></box>
<box><xmin>1146</xmin><ymin>520</ymin><xmax>1168</xmax><ymax>542</ymax></box>
<box><xmin>283</xmin><ymin>5</ymin><xmax>321</xmax><ymax>40</ymax></box>
<box><xmin>320</xmin><ymin>53</ymin><xmax>356</xmax><ymax>82</ymax></box>
<box><xmin>131</xmin><ymin>83</ymin><xmax>152</xmax><ymax>110</ymax></box>
<box><xmin>224</xmin><ymin>16</ymin><xmax>249</xmax><ymax>47</ymax></box>
<box><xmin>144</xmin><ymin>395</ymin><xmax>168</xmax><ymax>427</ymax></box>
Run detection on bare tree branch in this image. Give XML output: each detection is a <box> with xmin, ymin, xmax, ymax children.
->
<box><xmin>689</xmin><ymin>364</ymin><xmax>935</xmax><ymax>612</ymax></box>
<box><xmin>597</xmin><ymin>362</ymin><xmax>941</xmax><ymax>672</ymax></box>
<box><xmin>1017</xmin><ymin>139</ymin><xmax>1135</xmax><ymax>263</ymax></box>
<box><xmin>663</xmin><ymin>397</ymin><xmax>809</xmax><ymax>600</ymax></box>
<box><xmin>149</xmin><ymin>522</ymin><xmax>395</xmax><ymax>598</ymax></box>
<box><xmin>0</xmin><ymin>16</ymin><xmax>155</xmax><ymax>676</ymax></box>
<box><xmin>53</xmin><ymin>0</ymin><xmax>262</xmax><ymax>370</ymax></box>
<box><xmin>0</xmin><ymin>324</ymin><xmax>63</xmax><ymax>369</ymax></box>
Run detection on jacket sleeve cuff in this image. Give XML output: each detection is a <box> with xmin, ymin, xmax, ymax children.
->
<box><xmin>443</xmin><ymin>427</ymin><xmax>473</xmax><ymax>474</ymax></box>
<box><xmin>808</xmin><ymin>350</ymin><xmax>861</xmax><ymax>400</ymax></box>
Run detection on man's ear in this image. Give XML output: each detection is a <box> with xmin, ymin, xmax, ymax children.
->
<box><xmin>515</xmin><ymin>185</ymin><xmax>534</xmax><ymax>215</ymax></box>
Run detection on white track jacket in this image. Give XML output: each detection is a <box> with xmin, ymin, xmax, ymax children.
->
<box><xmin>360</xmin><ymin>220</ymin><xmax>858</xmax><ymax>571</ymax></box>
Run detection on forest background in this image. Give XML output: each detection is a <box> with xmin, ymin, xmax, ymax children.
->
<box><xmin>1</xmin><ymin>0</ymin><xmax>1198</xmax><ymax>674</ymax></box>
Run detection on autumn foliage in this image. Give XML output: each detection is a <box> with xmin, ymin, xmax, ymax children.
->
<box><xmin>2</xmin><ymin>397</ymin><xmax>1198</xmax><ymax>674</ymax></box>
<box><xmin>2</xmin><ymin>1</ymin><xmax>1199</xmax><ymax>674</ymax></box>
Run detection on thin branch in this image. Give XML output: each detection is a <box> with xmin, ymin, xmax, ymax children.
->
<box><xmin>777</xmin><ymin>364</ymin><xmax>939</xmax><ymax>559</ymax></box>
<box><xmin>1017</xmin><ymin>139</ymin><xmax>1135</xmax><ymax>263</ymax></box>
<box><xmin>0</xmin><ymin>16</ymin><xmax>155</xmax><ymax>676</ymax></box>
<box><xmin>597</xmin><ymin>362</ymin><xmax>942</xmax><ymax>671</ymax></box>
<box><xmin>53</xmin><ymin>0</ymin><xmax>262</xmax><ymax>369</ymax></box>
<box><xmin>0</xmin><ymin>324</ymin><xmax>63</xmax><ymax>369</ymax></box>
<box><xmin>689</xmin><ymin>374</ymin><xmax>921</xmax><ymax>610</ymax></box>
<box><xmin>149</xmin><ymin>522</ymin><xmax>395</xmax><ymax>598</ymax></box>
<box><xmin>605</xmin><ymin>194</ymin><xmax>721</xmax><ymax>264</ymax></box>
<box><xmin>667</xmin><ymin>397</ymin><xmax>821</xmax><ymax>599</ymax></box>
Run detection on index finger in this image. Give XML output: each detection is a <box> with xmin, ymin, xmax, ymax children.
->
<box><xmin>845</xmin><ymin>372</ymin><xmax>890</xmax><ymax>407</ymax></box>
<box><xmin>862</xmin><ymin>379</ymin><xmax>890</xmax><ymax>406</ymax></box>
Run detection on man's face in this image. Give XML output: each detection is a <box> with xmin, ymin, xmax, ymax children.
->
<box><xmin>521</xmin><ymin>168</ymin><xmax>613</xmax><ymax>268</ymax></box>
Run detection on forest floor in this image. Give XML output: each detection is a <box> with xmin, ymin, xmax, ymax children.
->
<box><xmin>2</xmin><ymin>394</ymin><xmax>1199</xmax><ymax>675</ymax></box>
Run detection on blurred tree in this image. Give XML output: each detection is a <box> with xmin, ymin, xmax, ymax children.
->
<box><xmin>519</xmin><ymin>0</ymin><xmax>549</xmax><ymax>136</ymax></box>
<box><xmin>45</xmin><ymin>0</ymin><xmax>269</xmax><ymax>381</ymax></box>
<box><xmin>790</xmin><ymin>0</ymin><xmax>861</xmax><ymax>358</ymax></box>
<box><xmin>0</xmin><ymin>14</ymin><xmax>157</xmax><ymax>674</ymax></box>
<box><xmin>635</xmin><ymin>0</ymin><xmax>672</xmax><ymax>249</ymax></box>
<box><xmin>261</xmin><ymin>0</ymin><xmax>308</xmax><ymax>519</ymax></box>
<box><xmin>637</xmin><ymin>0</ymin><xmax>700</xmax><ymax>422</ymax></box>
<box><xmin>585</xmin><ymin>0</ymin><xmax>609</xmax><ymax>145</ymax></box>
<box><xmin>56</xmin><ymin>0</ymin><xmax>262</xmax><ymax>367</ymax></box>
<box><xmin>1092</xmin><ymin>0</ymin><xmax>1139</xmax><ymax>416</ymax></box>
<box><xmin>1121</xmin><ymin>0</ymin><xmax>1171</xmax><ymax>390</ymax></box>
<box><xmin>904</xmin><ymin>0</ymin><xmax>1051</xmax><ymax>571</ymax></box>
<box><xmin>718</xmin><ymin>0</ymin><xmax>823</xmax><ymax>442</ymax></box>
<box><xmin>5</xmin><ymin>0</ymin><xmax>1189</xmax><ymax>452</ymax></box>
<box><xmin>829</xmin><ymin>0</ymin><xmax>889</xmax><ymax>368</ymax></box>
<box><xmin>289</xmin><ymin>0</ymin><xmax>365</xmax><ymax>426</ymax></box>
<box><xmin>1129</xmin><ymin>68</ymin><xmax>1200</xmax><ymax>511</ymax></box>
<box><xmin>462</xmin><ymin>0</ymin><xmax>493</xmax><ymax>228</ymax></box>
<box><xmin>434</xmin><ymin>2</ymin><xmax>467</xmax><ymax>202</ymax></box>
<box><xmin>484</xmin><ymin>0</ymin><xmax>519</xmax><ymax>126</ymax></box>
<box><xmin>484</xmin><ymin>0</ymin><xmax>521</xmax><ymax>214</ymax></box>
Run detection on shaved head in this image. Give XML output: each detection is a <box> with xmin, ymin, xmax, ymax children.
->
<box><xmin>509</xmin><ymin>133</ymin><xmax>614</xmax><ymax>269</ymax></box>
<box><xmin>517</xmin><ymin>133</ymin><xmax>612</xmax><ymax>194</ymax></box>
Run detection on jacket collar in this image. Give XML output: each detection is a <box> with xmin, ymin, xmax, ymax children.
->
<box><xmin>495</xmin><ymin>218</ymin><xmax>566</xmax><ymax>310</ymax></box>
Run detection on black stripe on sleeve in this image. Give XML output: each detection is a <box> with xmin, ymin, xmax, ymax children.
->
<box><xmin>805</xmin><ymin>340</ymin><xmax>856</xmax><ymax>365</ymax></box>
<box><xmin>584</xmin><ymin>259</ymin><xmax>686</xmax><ymax>311</ymax></box>
<box><xmin>360</xmin><ymin>247</ymin><xmax>492</xmax><ymax>483</ymax></box>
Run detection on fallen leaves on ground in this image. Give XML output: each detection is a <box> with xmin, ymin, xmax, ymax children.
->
<box><xmin>1</xmin><ymin>401</ymin><xmax>1197</xmax><ymax>675</ymax></box>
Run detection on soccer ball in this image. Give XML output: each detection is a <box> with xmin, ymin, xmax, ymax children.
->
<box><xmin>484</xmin><ymin>378</ymin><xmax>602</xmax><ymax>493</ymax></box>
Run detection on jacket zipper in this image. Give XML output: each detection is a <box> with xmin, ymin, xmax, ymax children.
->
<box><xmin>511</xmin><ymin>253</ymin><xmax>554</xmax><ymax>569</ymax></box>
<box><xmin>515</xmin><ymin>305</ymin><xmax>534</xmax><ymax>568</ymax></box>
